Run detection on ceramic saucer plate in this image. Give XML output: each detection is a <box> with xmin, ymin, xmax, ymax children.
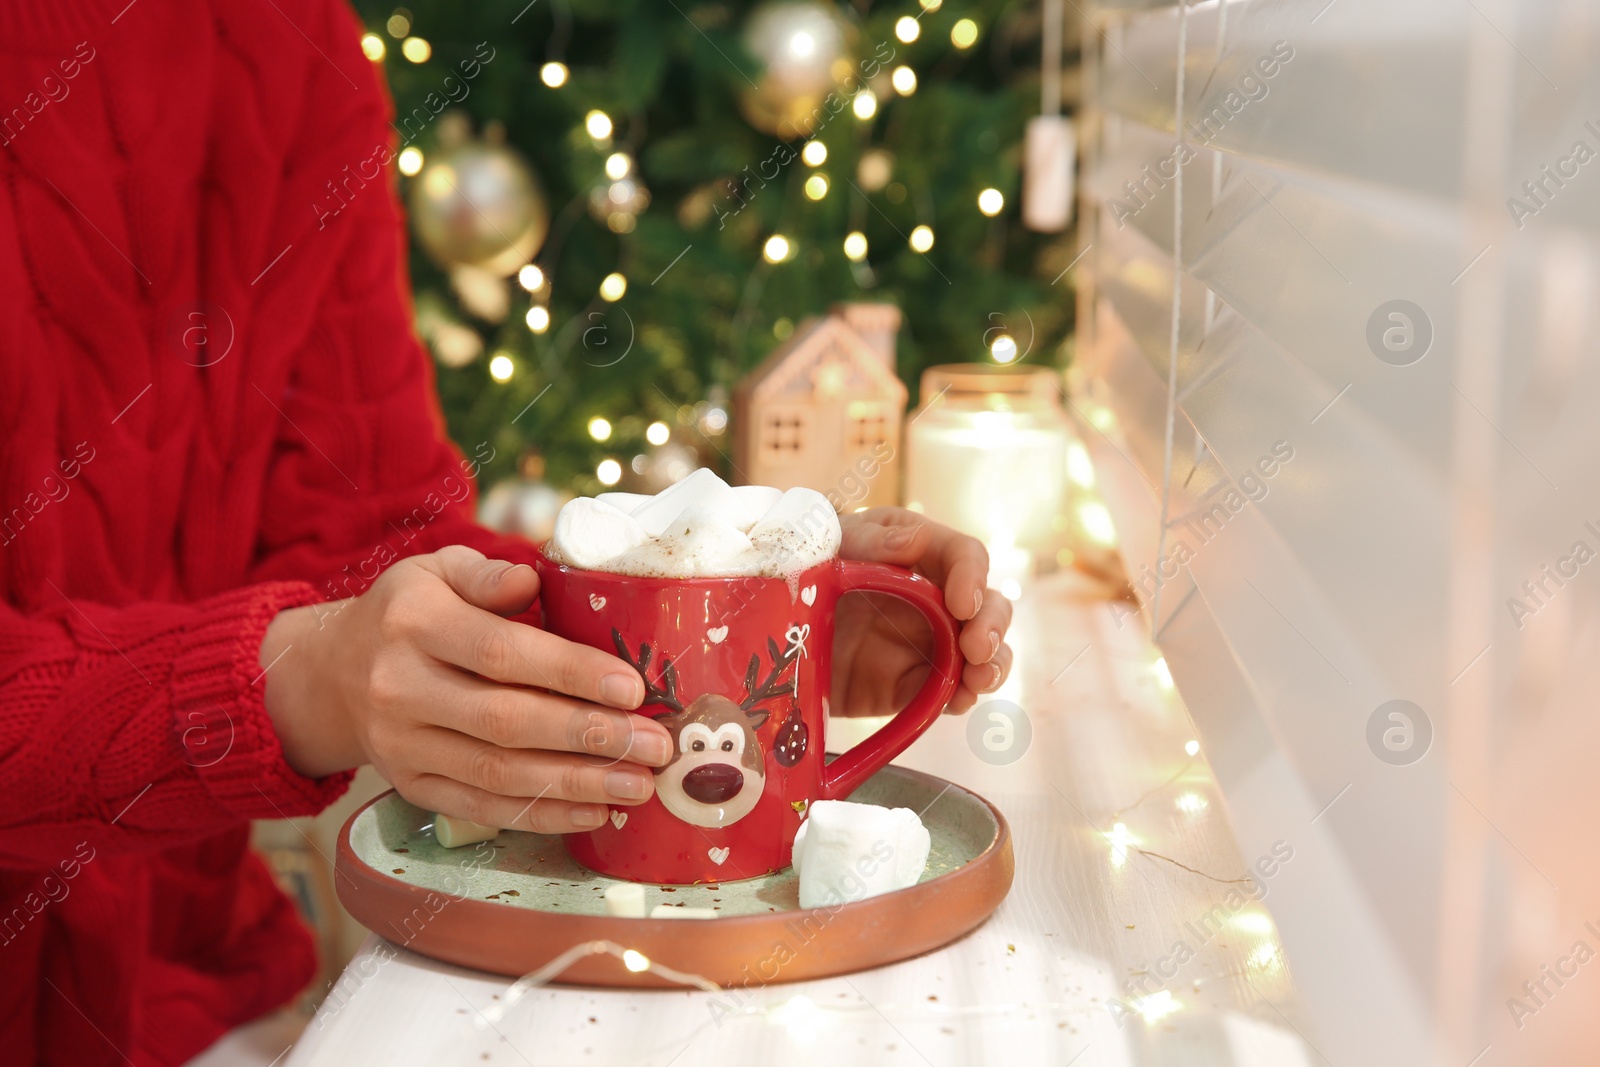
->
<box><xmin>334</xmin><ymin>763</ymin><xmax>1012</xmax><ymax>987</ymax></box>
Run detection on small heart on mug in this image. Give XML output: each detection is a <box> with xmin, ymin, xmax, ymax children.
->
<box><xmin>589</xmin><ymin>594</ymin><xmax>607</xmax><ymax>611</ymax></box>
<box><xmin>707</xmin><ymin>846</ymin><xmax>730</xmax><ymax>865</ymax></box>
<box><xmin>706</xmin><ymin>625</ymin><xmax>729</xmax><ymax>644</ymax></box>
<box><xmin>609</xmin><ymin>810</ymin><xmax>627</xmax><ymax>830</ymax></box>
<box><xmin>800</xmin><ymin>585</ymin><xmax>817</xmax><ymax>607</ymax></box>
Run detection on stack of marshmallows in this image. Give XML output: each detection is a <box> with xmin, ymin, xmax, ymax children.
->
<box><xmin>546</xmin><ymin>468</ymin><xmax>841</xmax><ymax>578</ymax></box>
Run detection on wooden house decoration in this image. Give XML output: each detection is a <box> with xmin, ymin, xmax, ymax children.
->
<box><xmin>733</xmin><ymin>302</ymin><xmax>906</xmax><ymax>510</ymax></box>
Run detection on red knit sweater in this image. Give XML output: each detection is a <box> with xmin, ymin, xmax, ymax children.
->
<box><xmin>0</xmin><ymin>3</ymin><xmax>539</xmax><ymax>1063</ymax></box>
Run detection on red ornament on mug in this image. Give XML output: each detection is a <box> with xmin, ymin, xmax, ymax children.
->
<box><xmin>535</xmin><ymin>548</ymin><xmax>963</xmax><ymax>884</ymax></box>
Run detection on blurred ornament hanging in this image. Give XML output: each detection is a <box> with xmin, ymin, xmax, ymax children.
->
<box><xmin>478</xmin><ymin>454</ymin><xmax>569</xmax><ymax>542</ymax></box>
<box><xmin>857</xmin><ymin>148</ymin><xmax>893</xmax><ymax>192</ymax></box>
<box><xmin>588</xmin><ymin>152</ymin><xmax>651</xmax><ymax>235</ymax></box>
<box><xmin>408</xmin><ymin>114</ymin><xmax>549</xmax><ymax>277</ymax></box>
<box><xmin>738</xmin><ymin>1</ymin><xmax>853</xmax><ymax>139</ymax></box>
<box><xmin>449</xmin><ymin>264</ymin><xmax>512</xmax><ymax>323</ymax></box>
<box><xmin>414</xmin><ymin>292</ymin><xmax>484</xmax><ymax>368</ymax></box>
<box><xmin>1022</xmin><ymin>0</ymin><xmax>1076</xmax><ymax>232</ymax></box>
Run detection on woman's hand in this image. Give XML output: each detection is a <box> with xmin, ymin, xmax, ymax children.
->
<box><xmin>259</xmin><ymin>545</ymin><xmax>672</xmax><ymax>833</ymax></box>
<box><xmin>831</xmin><ymin>508</ymin><xmax>1014</xmax><ymax>717</ymax></box>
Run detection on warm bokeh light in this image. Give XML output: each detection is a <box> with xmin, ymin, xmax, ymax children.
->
<box><xmin>989</xmin><ymin>334</ymin><xmax>1018</xmax><ymax>363</ymax></box>
<box><xmin>978</xmin><ymin>187</ymin><xmax>1005</xmax><ymax>215</ymax></box>
<box><xmin>401</xmin><ymin>36</ymin><xmax>431</xmax><ymax>63</ymax></box>
<box><xmin>891</xmin><ymin>66</ymin><xmax>918</xmax><ymax>95</ymax></box>
<box><xmin>909</xmin><ymin>224</ymin><xmax>934</xmax><ymax>252</ymax></box>
<box><xmin>524</xmin><ymin>306</ymin><xmax>550</xmax><ymax>333</ymax></box>
<box><xmin>1153</xmin><ymin>657</ymin><xmax>1174</xmax><ymax>690</ymax></box>
<box><xmin>763</xmin><ymin>234</ymin><xmax>791</xmax><ymax>263</ymax></box>
<box><xmin>646</xmin><ymin>421</ymin><xmax>670</xmax><ymax>446</ymax></box>
<box><xmin>952</xmin><ymin>18</ymin><xmax>979</xmax><ymax>48</ymax></box>
<box><xmin>1078</xmin><ymin>500</ymin><xmax>1118</xmax><ymax>545</ymax></box>
<box><xmin>585</xmin><ymin>110</ymin><xmax>613</xmax><ymax>140</ymax></box>
<box><xmin>386</xmin><ymin>13</ymin><xmax>410</xmax><ymax>37</ymax></box>
<box><xmin>518</xmin><ymin>264</ymin><xmax>546</xmax><ymax>292</ymax></box>
<box><xmin>596</xmin><ymin>459</ymin><xmax>623</xmax><ymax>486</ymax></box>
<box><xmin>1065</xmin><ymin>440</ymin><xmax>1096</xmax><ymax>488</ymax></box>
<box><xmin>843</xmin><ymin>231</ymin><xmax>868</xmax><ymax>261</ymax></box>
<box><xmin>360</xmin><ymin>33</ymin><xmax>386</xmax><ymax>61</ymax></box>
<box><xmin>540</xmin><ymin>61</ymin><xmax>569</xmax><ymax>88</ymax></box>
<box><xmin>488</xmin><ymin>354</ymin><xmax>514</xmax><ymax>382</ymax></box>
<box><xmin>1185</xmin><ymin>738</ymin><xmax>1201</xmax><ymax>756</ymax></box>
<box><xmin>801</xmin><ymin>140</ymin><xmax>827</xmax><ymax>166</ymax></box>
<box><xmin>396</xmin><ymin>147</ymin><xmax>424</xmax><ymax>176</ymax></box>
<box><xmin>894</xmin><ymin>16</ymin><xmax>920</xmax><ymax>42</ymax></box>
<box><xmin>599</xmin><ymin>272</ymin><xmax>627</xmax><ymax>301</ymax></box>
<box><xmin>605</xmin><ymin>153</ymin><xmax>631</xmax><ymax>180</ymax></box>
<box><xmin>919</xmin><ymin>0</ymin><xmax>942</xmax><ymax>9</ymax></box>
<box><xmin>622</xmin><ymin>949</ymin><xmax>650</xmax><ymax>972</ymax></box>
<box><xmin>587</xmin><ymin>417</ymin><xmax>613</xmax><ymax>442</ymax></box>
<box><xmin>804</xmin><ymin>174</ymin><xmax>829</xmax><ymax>200</ymax></box>
<box><xmin>852</xmin><ymin>90</ymin><xmax>877</xmax><ymax>121</ymax></box>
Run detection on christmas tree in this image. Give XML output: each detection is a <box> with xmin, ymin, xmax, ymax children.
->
<box><xmin>350</xmin><ymin>0</ymin><xmax>1078</xmax><ymax>497</ymax></box>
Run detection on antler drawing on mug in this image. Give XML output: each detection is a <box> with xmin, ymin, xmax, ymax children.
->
<box><xmin>612</xmin><ymin>632</ymin><xmax>685</xmax><ymax>713</ymax></box>
<box><xmin>742</xmin><ymin>634</ymin><xmax>801</xmax><ymax>711</ymax></box>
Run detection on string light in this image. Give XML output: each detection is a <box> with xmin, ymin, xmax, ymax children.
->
<box><xmin>585</xmin><ymin>111</ymin><xmax>613</xmax><ymax>140</ymax></box>
<box><xmin>1065</xmin><ymin>441</ymin><xmax>1096</xmax><ymax>488</ymax></box>
<box><xmin>891</xmin><ymin>66</ymin><xmax>917</xmax><ymax>95</ymax></box>
<box><xmin>804</xmin><ymin>174</ymin><xmax>829</xmax><ymax>200</ymax></box>
<box><xmin>1185</xmin><ymin>738</ymin><xmax>1200</xmax><ymax>756</ymax></box>
<box><xmin>989</xmin><ymin>334</ymin><xmax>1018</xmax><ymax>363</ymax></box>
<box><xmin>843</xmin><ymin>231</ymin><xmax>868</xmax><ymax>261</ymax></box>
<box><xmin>1153</xmin><ymin>657</ymin><xmax>1174</xmax><ymax>691</ymax></box>
<box><xmin>518</xmin><ymin>264</ymin><xmax>546</xmax><ymax>292</ymax></box>
<box><xmin>605</xmin><ymin>153</ymin><xmax>631</xmax><ymax>180</ymax></box>
<box><xmin>386</xmin><ymin>12</ymin><xmax>410</xmax><ymax>37</ymax></box>
<box><xmin>488</xmin><ymin>354</ymin><xmax>514</xmax><ymax>382</ymax></box>
<box><xmin>919</xmin><ymin>0</ymin><xmax>942</xmax><ymax>9</ymax></box>
<box><xmin>596</xmin><ymin>459</ymin><xmax>623</xmax><ymax>486</ymax></box>
<box><xmin>401</xmin><ymin>37</ymin><xmax>431</xmax><ymax>63</ymax></box>
<box><xmin>360</xmin><ymin>33</ymin><xmax>386</xmax><ymax>61</ymax></box>
<box><xmin>540</xmin><ymin>61</ymin><xmax>569</xmax><ymax>88</ymax></box>
<box><xmin>763</xmin><ymin>235</ymin><xmax>791</xmax><ymax>263</ymax></box>
<box><xmin>852</xmin><ymin>90</ymin><xmax>878</xmax><ymax>121</ymax></box>
<box><xmin>646</xmin><ymin>421</ymin><xmax>670</xmax><ymax>446</ymax></box>
<box><xmin>801</xmin><ymin>140</ymin><xmax>827</xmax><ymax>166</ymax></box>
<box><xmin>978</xmin><ymin>187</ymin><xmax>1005</xmax><ymax>215</ymax></box>
<box><xmin>525</xmin><ymin>306</ymin><xmax>550</xmax><ymax>333</ymax></box>
<box><xmin>1175</xmin><ymin>792</ymin><xmax>1209</xmax><ymax>813</ymax></box>
<box><xmin>951</xmin><ymin>18</ymin><xmax>979</xmax><ymax>48</ymax></box>
<box><xmin>621</xmin><ymin>949</ymin><xmax>650</xmax><ymax>973</ymax></box>
<box><xmin>599</xmin><ymin>272</ymin><xmax>627</xmax><ymax>301</ymax></box>
<box><xmin>909</xmin><ymin>224</ymin><xmax>934</xmax><ymax>253</ymax></box>
<box><xmin>588</xmin><ymin>417</ymin><xmax>613</xmax><ymax>442</ymax></box>
<box><xmin>894</xmin><ymin>16</ymin><xmax>920</xmax><ymax>42</ymax></box>
<box><xmin>396</xmin><ymin>147</ymin><xmax>424</xmax><ymax>176</ymax></box>
<box><xmin>1077</xmin><ymin>500</ymin><xmax>1117</xmax><ymax>545</ymax></box>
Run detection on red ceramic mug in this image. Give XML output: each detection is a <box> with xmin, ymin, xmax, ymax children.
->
<box><xmin>534</xmin><ymin>546</ymin><xmax>963</xmax><ymax>884</ymax></box>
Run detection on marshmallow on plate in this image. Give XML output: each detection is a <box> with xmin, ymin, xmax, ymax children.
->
<box><xmin>790</xmin><ymin>799</ymin><xmax>930</xmax><ymax>909</ymax></box>
<box><xmin>434</xmin><ymin>813</ymin><xmax>500</xmax><ymax>849</ymax></box>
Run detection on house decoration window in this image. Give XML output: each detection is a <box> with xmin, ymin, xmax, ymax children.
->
<box><xmin>759</xmin><ymin>406</ymin><xmax>810</xmax><ymax>462</ymax></box>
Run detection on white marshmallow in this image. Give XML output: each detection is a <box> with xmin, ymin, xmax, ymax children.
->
<box><xmin>604</xmin><ymin>883</ymin><xmax>647</xmax><ymax>918</ymax></box>
<box><xmin>629</xmin><ymin>468</ymin><xmax>761</xmax><ymax>537</ymax></box>
<box><xmin>548</xmin><ymin>469</ymin><xmax>843</xmax><ymax>578</ymax></box>
<box><xmin>549</xmin><ymin>497</ymin><xmax>648</xmax><ymax>570</ymax></box>
<box><xmin>731</xmin><ymin>484</ymin><xmax>784</xmax><ymax>517</ymax></box>
<box><xmin>790</xmin><ymin>800</ymin><xmax>930</xmax><ymax>909</ymax></box>
<box><xmin>596</xmin><ymin>491</ymin><xmax>653</xmax><ymax>515</ymax></box>
<box><xmin>747</xmin><ymin>486</ymin><xmax>842</xmax><ymax>575</ymax></box>
<box><xmin>433</xmin><ymin>814</ymin><xmax>500</xmax><ymax>849</ymax></box>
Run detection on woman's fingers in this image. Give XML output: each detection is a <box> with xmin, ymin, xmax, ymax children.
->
<box><xmin>420</xmin><ymin>544</ymin><xmax>542</xmax><ymax>618</ymax></box>
<box><xmin>841</xmin><ymin>509</ymin><xmax>990</xmax><ymax>621</ymax></box>
<box><xmin>957</xmin><ymin>641</ymin><xmax>1014</xmax><ymax>703</ymax></box>
<box><xmin>415</xmin><ymin>726</ymin><xmax>657</xmax><ymax>806</ymax></box>
<box><xmin>959</xmin><ymin>587</ymin><xmax>1014</xmax><ymax>664</ymax></box>
<box><xmin>403</xmin><ymin>774</ymin><xmax>613</xmax><ymax>835</ymax></box>
<box><xmin>425</xmin><ymin>666</ymin><xmax>671</xmax><ymax>768</ymax></box>
<box><xmin>408</xmin><ymin>593</ymin><xmax>646</xmax><ymax>710</ymax></box>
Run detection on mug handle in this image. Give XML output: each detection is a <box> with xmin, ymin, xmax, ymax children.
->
<box><xmin>819</xmin><ymin>560</ymin><xmax>964</xmax><ymax>801</ymax></box>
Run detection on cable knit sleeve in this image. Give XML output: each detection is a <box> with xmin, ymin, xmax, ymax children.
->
<box><xmin>0</xmin><ymin>582</ymin><xmax>352</xmax><ymax>865</ymax></box>
<box><xmin>244</xmin><ymin>1</ymin><xmax>542</xmax><ymax>595</ymax></box>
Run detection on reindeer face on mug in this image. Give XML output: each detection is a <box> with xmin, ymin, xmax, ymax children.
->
<box><xmin>612</xmin><ymin>630</ymin><xmax>801</xmax><ymax>828</ymax></box>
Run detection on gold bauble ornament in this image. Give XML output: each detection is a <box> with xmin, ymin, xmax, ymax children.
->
<box><xmin>738</xmin><ymin>1</ymin><xmax>854</xmax><ymax>139</ymax></box>
<box><xmin>409</xmin><ymin>135</ymin><xmax>549</xmax><ymax>277</ymax></box>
